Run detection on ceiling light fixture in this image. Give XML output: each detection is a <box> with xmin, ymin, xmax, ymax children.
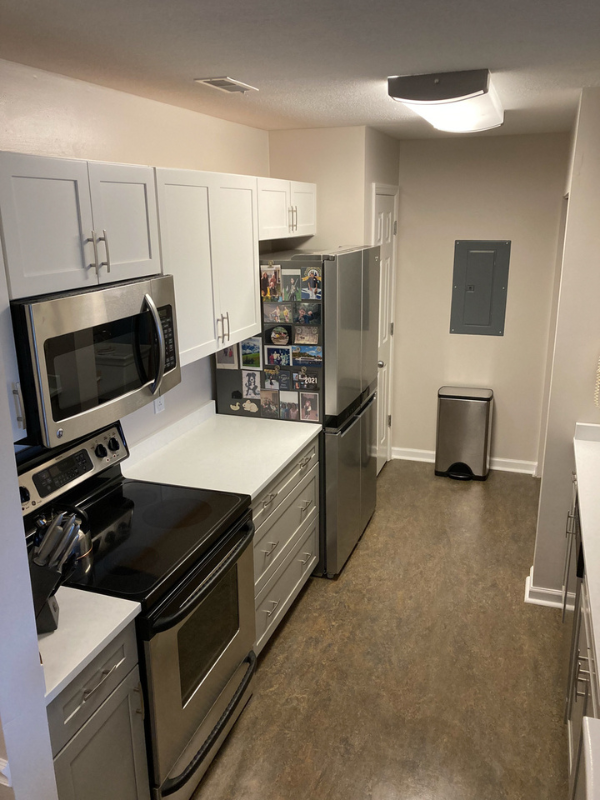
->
<box><xmin>194</xmin><ymin>77</ymin><xmax>258</xmax><ymax>94</ymax></box>
<box><xmin>387</xmin><ymin>69</ymin><xmax>503</xmax><ymax>133</ymax></box>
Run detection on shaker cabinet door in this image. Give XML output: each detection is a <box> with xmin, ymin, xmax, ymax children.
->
<box><xmin>0</xmin><ymin>152</ymin><xmax>96</xmax><ymax>297</ymax></box>
<box><xmin>155</xmin><ymin>169</ymin><xmax>219</xmax><ymax>365</ymax></box>
<box><xmin>53</xmin><ymin>667</ymin><xmax>150</xmax><ymax>800</ymax></box>
<box><xmin>88</xmin><ymin>162</ymin><xmax>161</xmax><ymax>284</ymax></box>
<box><xmin>290</xmin><ymin>181</ymin><xmax>317</xmax><ymax>236</ymax></box>
<box><xmin>211</xmin><ymin>174</ymin><xmax>261</xmax><ymax>346</ymax></box>
<box><xmin>257</xmin><ymin>177</ymin><xmax>292</xmax><ymax>240</ymax></box>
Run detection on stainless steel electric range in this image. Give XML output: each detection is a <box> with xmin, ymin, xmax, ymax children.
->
<box><xmin>19</xmin><ymin>423</ymin><xmax>257</xmax><ymax>800</ymax></box>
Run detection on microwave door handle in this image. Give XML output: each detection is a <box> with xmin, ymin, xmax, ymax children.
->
<box><xmin>143</xmin><ymin>293</ymin><xmax>166</xmax><ymax>394</ymax></box>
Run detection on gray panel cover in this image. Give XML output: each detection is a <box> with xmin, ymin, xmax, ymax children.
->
<box><xmin>450</xmin><ymin>240</ymin><xmax>510</xmax><ymax>336</ymax></box>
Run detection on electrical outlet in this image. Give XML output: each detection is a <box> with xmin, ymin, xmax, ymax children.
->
<box><xmin>154</xmin><ymin>396</ymin><xmax>165</xmax><ymax>414</ymax></box>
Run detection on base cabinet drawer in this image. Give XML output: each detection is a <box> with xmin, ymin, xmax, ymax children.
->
<box><xmin>54</xmin><ymin>665</ymin><xmax>150</xmax><ymax>800</ymax></box>
<box><xmin>254</xmin><ymin>464</ymin><xmax>318</xmax><ymax>593</ymax></box>
<box><xmin>255</xmin><ymin>521</ymin><xmax>318</xmax><ymax>655</ymax></box>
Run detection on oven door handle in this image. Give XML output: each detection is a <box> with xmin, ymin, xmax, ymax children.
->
<box><xmin>149</xmin><ymin>521</ymin><xmax>255</xmax><ymax>635</ymax></box>
<box><xmin>143</xmin><ymin>293</ymin><xmax>166</xmax><ymax>395</ymax></box>
<box><xmin>161</xmin><ymin>650</ymin><xmax>257</xmax><ymax>796</ymax></box>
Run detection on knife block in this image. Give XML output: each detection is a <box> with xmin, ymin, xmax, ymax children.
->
<box><xmin>29</xmin><ymin>562</ymin><xmax>62</xmax><ymax>634</ymax></box>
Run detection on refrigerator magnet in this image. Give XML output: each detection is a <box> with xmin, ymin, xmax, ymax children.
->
<box><xmin>239</xmin><ymin>337</ymin><xmax>262</xmax><ymax>369</ymax></box>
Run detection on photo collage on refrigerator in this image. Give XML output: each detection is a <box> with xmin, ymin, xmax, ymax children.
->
<box><xmin>215</xmin><ymin>263</ymin><xmax>323</xmax><ymax>423</ymax></box>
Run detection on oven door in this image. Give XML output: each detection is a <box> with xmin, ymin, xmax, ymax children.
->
<box><xmin>14</xmin><ymin>274</ymin><xmax>180</xmax><ymax>447</ymax></box>
<box><xmin>142</xmin><ymin>514</ymin><xmax>256</xmax><ymax>791</ymax></box>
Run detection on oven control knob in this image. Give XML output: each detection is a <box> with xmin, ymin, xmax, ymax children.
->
<box><xmin>108</xmin><ymin>437</ymin><xmax>120</xmax><ymax>452</ymax></box>
<box><xmin>94</xmin><ymin>444</ymin><xmax>108</xmax><ymax>459</ymax></box>
<box><xmin>19</xmin><ymin>486</ymin><xmax>30</xmax><ymax>504</ymax></box>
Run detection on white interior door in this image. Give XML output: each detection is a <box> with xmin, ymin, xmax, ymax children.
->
<box><xmin>88</xmin><ymin>162</ymin><xmax>161</xmax><ymax>283</ymax></box>
<box><xmin>374</xmin><ymin>192</ymin><xmax>396</xmax><ymax>474</ymax></box>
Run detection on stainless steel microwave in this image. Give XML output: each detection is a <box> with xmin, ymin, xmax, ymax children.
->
<box><xmin>11</xmin><ymin>274</ymin><xmax>181</xmax><ymax>448</ymax></box>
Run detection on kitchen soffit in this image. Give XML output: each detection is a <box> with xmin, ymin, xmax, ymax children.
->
<box><xmin>0</xmin><ymin>0</ymin><xmax>598</xmax><ymax>138</ymax></box>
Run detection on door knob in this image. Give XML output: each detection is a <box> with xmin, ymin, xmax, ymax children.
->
<box><xmin>378</xmin><ymin>361</ymin><xmax>385</xmax><ymax>368</ymax></box>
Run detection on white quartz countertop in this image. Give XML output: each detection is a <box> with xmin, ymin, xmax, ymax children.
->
<box><xmin>123</xmin><ymin>405</ymin><xmax>321</xmax><ymax>500</ymax></box>
<box><xmin>38</xmin><ymin>586</ymin><xmax>140</xmax><ymax>705</ymax></box>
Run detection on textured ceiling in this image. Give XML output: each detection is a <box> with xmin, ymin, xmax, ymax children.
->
<box><xmin>1</xmin><ymin>0</ymin><xmax>599</xmax><ymax>138</ymax></box>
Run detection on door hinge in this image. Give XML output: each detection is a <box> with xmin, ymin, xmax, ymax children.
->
<box><xmin>388</xmin><ymin>415</ymin><xmax>392</xmax><ymax>428</ymax></box>
<box><xmin>390</xmin><ymin>322</ymin><xmax>394</xmax><ymax>336</ymax></box>
<box><xmin>393</xmin><ymin>220</ymin><xmax>397</xmax><ymax>235</ymax></box>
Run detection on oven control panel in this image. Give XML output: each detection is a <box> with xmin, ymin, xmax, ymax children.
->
<box><xmin>18</xmin><ymin>426</ymin><xmax>128</xmax><ymax>515</ymax></box>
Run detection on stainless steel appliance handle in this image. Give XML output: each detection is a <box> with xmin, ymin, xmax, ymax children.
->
<box><xmin>143</xmin><ymin>293</ymin><xmax>166</xmax><ymax>394</ymax></box>
<box><xmin>150</xmin><ymin>521</ymin><xmax>255</xmax><ymax>634</ymax></box>
<box><xmin>161</xmin><ymin>650</ymin><xmax>257</xmax><ymax>796</ymax></box>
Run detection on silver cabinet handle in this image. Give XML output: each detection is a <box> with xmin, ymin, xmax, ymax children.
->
<box><xmin>299</xmin><ymin>455</ymin><xmax>311</xmax><ymax>469</ymax></box>
<box><xmin>264</xmin><ymin>599</ymin><xmax>280</xmax><ymax>617</ymax></box>
<box><xmin>134</xmin><ymin>682</ymin><xmax>145</xmax><ymax>719</ymax></box>
<box><xmin>143</xmin><ymin>293</ymin><xmax>166</xmax><ymax>394</ymax></box>
<box><xmin>225</xmin><ymin>311</ymin><xmax>231</xmax><ymax>341</ymax></box>
<box><xmin>289</xmin><ymin>206</ymin><xmax>294</xmax><ymax>233</ymax></box>
<box><xmin>11</xmin><ymin>382</ymin><xmax>26</xmax><ymax>429</ymax></box>
<box><xmin>97</xmin><ymin>229</ymin><xmax>111</xmax><ymax>273</ymax></box>
<box><xmin>261</xmin><ymin>541</ymin><xmax>279</xmax><ymax>557</ymax></box>
<box><xmin>299</xmin><ymin>500</ymin><xmax>312</xmax><ymax>513</ymax></box>
<box><xmin>263</xmin><ymin>492</ymin><xmax>277</xmax><ymax>508</ymax></box>
<box><xmin>216</xmin><ymin>317</ymin><xmax>223</xmax><ymax>344</ymax></box>
<box><xmin>90</xmin><ymin>230</ymin><xmax>100</xmax><ymax>276</ymax></box>
<box><xmin>299</xmin><ymin>552</ymin><xmax>312</xmax><ymax>565</ymax></box>
<box><xmin>378</xmin><ymin>360</ymin><xmax>385</xmax><ymax>368</ymax></box>
<box><xmin>82</xmin><ymin>659</ymin><xmax>124</xmax><ymax>701</ymax></box>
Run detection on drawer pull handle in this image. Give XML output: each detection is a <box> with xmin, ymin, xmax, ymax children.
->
<box><xmin>299</xmin><ymin>552</ymin><xmax>313</xmax><ymax>565</ymax></box>
<box><xmin>299</xmin><ymin>500</ymin><xmax>312</xmax><ymax>513</ymax></box>
<box><xmin>299</xmin><ymin>456</ymin><xmax>311</xmax><ymax>469</ymax></box>
<box><xmin>82</xmin><ymin>658</ymin><xmax>124</xmax><ymax>701</ymax></box>
<box><xmin>264</xmin><ymin>599</ymin><xmax>280</xmax><ymax>617</ymax></box>
<box><xmin>134</xmin><ymin>683</ymin><xmax>145</xmax><ymax>719</ymax></box>
<box><xmin>261</xmin><ymin>541</ymin><xmax>279</xmax><ymax>557</ymax></box>
<box><xmin>263</xmin><ymin>492</ymin><xmax>277</xmax><ymax>509</ymax></box>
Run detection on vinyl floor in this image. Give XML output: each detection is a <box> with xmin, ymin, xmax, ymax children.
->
<box><xmin>193</xmin><ymin>460</ymin><xmax>570</xmax><ymax>800</ymax></box>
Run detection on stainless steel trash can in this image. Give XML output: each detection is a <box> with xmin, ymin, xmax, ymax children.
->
<box><xmin>435</xmin><ymin>387</ymin><xmax>493</xmax><ymax>481</ymax></box>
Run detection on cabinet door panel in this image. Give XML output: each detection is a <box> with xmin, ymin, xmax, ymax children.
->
<box><xmin>257</xmin><ymin>177</ymin><xmax>291</xmax><ymax>240</ymax></box>
<box><xmin>211</xmin><ymin>175</ymin><xmax>261</xmax><ymax>345</ymax></box>
<box><xmin>290</xmin><ymin>181</ymin><xmax>316</xmax><ymax>236</ymax></box>
<box><xmin>155</xmin><ymin>170</ymin><xmax>219</xmax><ymax>365</ymax></box>
<box><xmin>88</xmin><ymin>162</ymin><xmax>161</xmax><ymax>283</ymax></box>
<box><xmin>53</xmin><ymin>667</ymin><xmax>150</xmax><ymax>800</ymax></box>
<box><xmin>0</xmin><ymin>152</ymin><xmax>96</xmax><ymax>297</ymax></box>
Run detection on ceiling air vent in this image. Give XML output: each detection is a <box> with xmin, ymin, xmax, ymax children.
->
<box><xmin>194</xmin><ymin>77</ymin><xmax>258</xmax><ymax>94</ymax></box>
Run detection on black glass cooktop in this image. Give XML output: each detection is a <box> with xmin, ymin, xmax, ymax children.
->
<box><xmin>66</xmin><ymin>478</ymin><xmax>250</xmax><ymax>609</ymax></box>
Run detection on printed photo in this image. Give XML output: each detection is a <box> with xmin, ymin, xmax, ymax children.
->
<box><xmin>265</xmin><ymin>324</ymin><xmax>292</xmax><ymax>346</ymax></box>
<box><xmin>302</xmin><ymin>266</ymin><xmax>322</xmax><ymax>300</ymax></box>
<box><xmin>263</xmin><ymin>303</ymin><xmax>292</xmax><ymax>325</ymax></box>
<box><xmin>263</xmin><ymin>367</ymin><xmax>280</xmax><ymax>391</ymax></box>
<box><xmin>294</xmin><ymin>302</ymin><xmax>321</xmax><ymax>326</ymax></box>
<box><xmin>292</xmin><ymin>345</ymin><xmax>323</xmax><ymax>367</ymax></box>
<box><xmin>280</xmin><ymin>391</ymin><xmax>300</xmax><ymax>420</ymax></box>
<box><xmin>215</xmin><ymin>345</ymin><xmax>239</xmax><ymax>370</ymax></box>
<box><xmin>265</xmin><ymin>346</ymin><xmax>292</xmax><ymax>368</ymax></box>
<box><xmin>260</xmin><ymin>390</ymin><xmax>279</xmax><ymax>419</ymax></box>
<box><xmin>278</xmin><ymin>370</ymin><xmax>292</xmax><ymax>391</ymax></box>
<box><xmin>300</xmin><ymin>391</ymin><xmax>320</xmax><ymax>422</ymax></box>
<box><xmin>294</xmin><ymin>325</ymin><xmax>319</xmax><ymax>346</ymax></box>
<box><xmin>282</xmin><ymin>269</ymin><xmax>302</xmax><ymax>302</ymax></box>
<box><xmin>260</xmin><ymin>266</ymin><xmax>282</xmax><ymax>302</ymax></box>
<box><xmin>293</xmin><ymin>368</ymin><xmax>320</xmax><ymax>390</ymax></box>
<box><xmin>239</xmin><ymin>336</ymin><xmax>262</xmax><ymax>369</ymax></box>
<box><xmin>242</xmin><ymin>370</ymin><xmax>261</xmax><ymax>399</ymax></box>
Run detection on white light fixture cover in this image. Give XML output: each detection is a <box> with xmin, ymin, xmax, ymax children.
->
<box><xmin>388</xmin><ymin>70</ymin><xmax>504</xmax><ymax>133</ymax></box>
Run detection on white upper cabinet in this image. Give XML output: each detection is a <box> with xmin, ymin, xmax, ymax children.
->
<box><xmin>210</xmin><ymin>173</ymin><xmax>261</xmax><ymax>345</ymax></box>
<box><xmin>0</xmin><ymin>152</ymin><xmax>96</xmax><ymax>297</ymax></box>
<box><xmin>0</xmin><ymin>153</ymin><xmax>162</xmax><ymax>299</ymax></box>
<box><xmin>257</xmin><ymin>177</ymin><xmax>316</xmax><ymax>241</ymax></box>
<box><xmin>155</xmin><ymin>169</ymin><xmax>260</xmax><ymax>366</ymax></box>
<box><xmin>88</xmin><ymin>162</ymin><xmax>161</xmax><ymax>283</ymax></box>
<box><xmin>155</xmin><ymin>169</ymin><xmax>219</xmax><ymax>365</ymax></box>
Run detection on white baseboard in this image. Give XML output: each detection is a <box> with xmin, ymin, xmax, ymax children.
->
<box><xmin>391</xmin><ymin>448</ymin><xmax>537</xmax><ymax>476</ymax></box>
<box><xmin>524</xmin><ymin>566</ymin><xmax>574</xmax><ymax>611</ymax></box>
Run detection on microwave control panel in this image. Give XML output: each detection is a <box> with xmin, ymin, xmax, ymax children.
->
<box><xmin>18</xmin><ymin>426</ymin><xmax>128</xmax><ymax>515</ymax></box>
<box><xmin>160</xmin><ymin>305</ymin><xmax>177</xmax><ymax>372</ymax></box>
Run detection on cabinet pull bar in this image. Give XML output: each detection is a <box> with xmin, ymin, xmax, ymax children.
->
<box><xmin>11</xmin><ymin>383</ymin><xmax>26</xmax><ymax>429</ymax></box>
<box><xmin>90</xmin><ymin>230</ymin><xmax>100</xmax><ymax>276</ymax></box>
<box><xmin>264</xmin><ymin>599</ymin><xmax>280</xmax><ymax>617</ymax></box>
<box><xmin>299</xmin><ymin>552</ymin><xmax>312</xmax><ymax>565</ymax></box>
<box><xmin>82</xmin><ymin>657</ymin><xmax>125</xmax><ymax>701</ymax></box>
<box><xmin>261</xmin><ymin>541</ymin><xmax>279</xmax><ymax>557</ymax></box>
<box><xmin>225</xmin><ymin>311</ymin><xmax>231</xmax><ymax>341</ymax></box>
<box><xmin>134</xmin><ymin>682</ymin><xmax>145</xmax><ymax>719</ymax></box>
<box><xmin>98</xmin><ymin>229</ymin><xmax>111</xmax><ymax>273</ymax></box>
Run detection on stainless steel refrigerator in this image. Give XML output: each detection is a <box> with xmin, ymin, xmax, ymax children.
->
<box><xmin>262</xmin><ymin>246</ymin><xmax>380</xmax><ymax>578</ymax></box>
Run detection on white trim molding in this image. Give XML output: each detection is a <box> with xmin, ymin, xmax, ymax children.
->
<box><xmin>391</xmin><ymin>447</ymin><xmax>538</xmax><ymax>475</ymax></box>
<box><xmin>524</xmin><ymin>566</ymin><xmax>574</xmax><ymax>611</ymax></box>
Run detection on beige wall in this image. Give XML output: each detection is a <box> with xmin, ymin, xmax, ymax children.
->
<box><xmin>533</xmin><ymin>89</ymin><xmax>600</xmax><ymax>592</ymax></box>
<box><xmin>393</xmin><ymin>133</ymin><xmax>569</xmax><ymax>466</ymax></box>
<box><xmin>364</xmin><ymin>128</ymin><xmax>400</xmax><ymax>242</ymax></box>
<box><xmin>269</xmin><ymin>127</ymin><xmax>367</xmax><ymax>249</ymax></box>
<box><xmin>0</xmin><ymin>59</ymin><xmax>269</xmax><ymax>176</ymax></box>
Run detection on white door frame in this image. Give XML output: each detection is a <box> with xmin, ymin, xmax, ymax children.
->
<box><xmin>371</xmin><ymin>182</ymin><xmax>399</xmax><ymax>468</ymax></box>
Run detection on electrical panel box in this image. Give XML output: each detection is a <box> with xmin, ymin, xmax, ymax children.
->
<box><xmin>449</xmin><ymin>240</ymin><xmax>510</xmax><ymax>336</ymax></box>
